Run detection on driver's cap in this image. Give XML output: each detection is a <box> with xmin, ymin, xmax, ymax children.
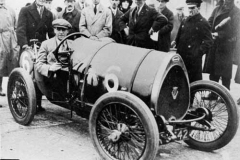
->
<box><xmin>52</xmin><ymin>19</ymin><xmax>72</xmax><ymax>29</ymax></box>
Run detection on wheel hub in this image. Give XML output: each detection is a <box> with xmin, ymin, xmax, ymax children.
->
<box><xmin>108</xmin><ymin>123</ymin><xmax>129</xmax><ymax>142</ymax></box>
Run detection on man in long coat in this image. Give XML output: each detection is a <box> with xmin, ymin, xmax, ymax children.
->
<box><xmin>203</xmin><ymin>0</ymin><xmax>240</xmax><ymax>90</ymax></box>
<box><xmin>155</xmin><ymin>0</ymin><xmax>174</xmax><ymax>52</ymax></box>
<box><xmin>0</xmin><ymin>0</ymin><xmax>19</xmax><ymax>98</ymax></box>
<box><xmin>119</xmin><ymin>0</ymin><xmax>167</xmax><ymax>49</ymax></box>
<box><xmin>79</xmin><ymin>0</ymin><xmax>112</xmax><ymax>40</ymax></box>
<box><xmin>109</xmin><ymin>0</ymin><xmax>124</xmax><ymax>43</ymax></box>
<box><xmin>176</xmin><ymin>0</ymin><xmax>213</xmax><ymax>83</ymax></box>
<box><xmin>17</xmin><ymin>0</ymin><xmax>55</xmax><ymax>49</ymax></box>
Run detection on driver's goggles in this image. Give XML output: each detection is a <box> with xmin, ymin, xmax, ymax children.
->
<box><xmin>55</xmin><ymin>27</ymin><xmax>68</xmax><ymax>32</ymax></box>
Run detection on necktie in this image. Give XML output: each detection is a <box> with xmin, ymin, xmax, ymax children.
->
<box><xmin>40</xmin><ymin>7</ymin><xmax>44</xmax><ymax>19</ymax></box>
<box><xmin>94</xmin><ymin>5</ymin><xmax>97</xmax><ymax>14</ymax></box>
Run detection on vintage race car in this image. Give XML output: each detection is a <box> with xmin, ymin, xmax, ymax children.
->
<box><xmin>7</xmin><ymin>33</ymin><xmax>239</xmax><ymax>160</ymax></box>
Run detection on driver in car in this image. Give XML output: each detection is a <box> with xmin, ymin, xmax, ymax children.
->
<box><xmin>35</xmin><ymin>19</ymin><xmax>98</xmax><ymax>111</ymax></box>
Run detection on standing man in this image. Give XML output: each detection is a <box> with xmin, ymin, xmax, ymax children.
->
<box><xmin>155</xmin><ymin>0</ymin><xmax>173</xmax><ymax>52</ymax></box>
<box><xmin>175</xmin><ymin>0</ymin><xmax>213</xmax><ymax>83</ymax></box>
<box><xmin>109</xmin><ymin>0</ymin><xmax>124</xmax><ymax>43</ymax></box>
<box><xmin>171</xmin><ymin>6</ymin><xmax>185</xmax><ymax>46</ymax></box>
<box><xmin>0</xmin><ymin>0</ymin><xmax>19</xmax><ymax>99</ymax></box>
<box><xmin>17</xmin><ymin>0</ymin><xmax>55</xmax><ymax>111</ymax></box>
<box><xmin>119</xmin><ymin>0</ymin><xmax>167</xmax><ymax>49</ymax></box>
<box><xmin>203</xmin><ymin>0</ymin><xmax>240</xmax><ymax>90</ymax></box>
<box><xmin>61</xmin><ymin>0</ymin><xmax>81</xmax><ymax>34</ymax></box>
<box><xmin>79</xmin><ymin>0</ymin><xmax>112</xmax><ymax>40</ymax></box>
<box><xmin>17</xmin><ymin>0</ymin><xmax>55</xmax><ymax>50</ymax></box>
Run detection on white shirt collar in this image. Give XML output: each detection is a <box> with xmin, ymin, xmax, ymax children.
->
<box><xmin>111</xmin><ymin>7</ymin><xmax>117</xmax><ymax>15</ymax></box>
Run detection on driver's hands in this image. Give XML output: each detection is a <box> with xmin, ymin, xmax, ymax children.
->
<box><xmin>49</xmin><ymin>63</ymin><xmax>62</xmax><ymax>72</ymax></box>
<box><xmin>87</xmin><ymin>68</ymin><xmax>98</xmax><ymax>87</ymax></box>
<box><xmin>90</xmin><ymin>36</ymin><xmax>99</xmax><ymax>40</ymax></box>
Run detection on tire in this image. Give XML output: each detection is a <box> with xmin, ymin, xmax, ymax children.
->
<box><xmin>89</xmin><ymin>91</ymin><xmax>159</xmax><ymax>160</ymax></box>
<box><xmin>185</xmin><ymin>80</ymin><xmax>239</xmax><ymax>151</ymax></box>
<box><xmin>7</xmin><ymin>68</ymin><xmax>37</xmax><ymax>125</ymax></box>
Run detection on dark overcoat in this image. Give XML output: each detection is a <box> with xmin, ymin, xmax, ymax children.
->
<box><xmin>119</xmin><ymin>4</ymin><xmax>167</xmax><ymax>49</ymax></box>
<box><xmin>157</xmin><ymin>7</ymin><xmax>173</xmax><ymax>52</ymax></box>
<box><xmin>203</xmin><ymin>5</ymin><xmax>240</xmax><ymax>79</ymax></box>
<box><xmin>110</xmin><ymin>8</ymin><xmax>124</xmax><ymax>43</ymax></box>
<box><xmin>16</xmin><ymin>2</ymin><xmax>55</xmax><ymax>47</ymax></box>
<box><xmin>176</xmin><ymin>13</ymin><xmax>213</xmax><ymax>82</ymax></box>
<box><xmin>61</xmin><ymin>8</ymin><xmax>81</xmax><ymax>35</ymax></box>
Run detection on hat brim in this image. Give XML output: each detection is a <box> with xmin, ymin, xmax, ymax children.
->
<box><xmin>186</xmin><ymin>3</ymin><xmax>197</xmax><ymax>8</ymax></box>
<box><xmin>53</xmin><ymin>25</ymin><xmax>69</xmax><ymax>29</ymax></box>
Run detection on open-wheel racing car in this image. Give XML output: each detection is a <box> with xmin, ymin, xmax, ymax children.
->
<box><xmin>7</xmin><ymin>33</ymin><xmax>239</xmax><ymax>160</ymax></box>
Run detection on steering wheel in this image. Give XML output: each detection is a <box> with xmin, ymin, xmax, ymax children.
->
<box><xmin>53</xmin><ymin>33</ymin><xmax>88</xmax><ymax>66</ymax></box>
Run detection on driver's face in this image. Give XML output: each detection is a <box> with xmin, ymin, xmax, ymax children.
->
<box><xmin>54</xmin><ymin>27</ymin><xmax>69</xmax><ymax>41</ymax></box>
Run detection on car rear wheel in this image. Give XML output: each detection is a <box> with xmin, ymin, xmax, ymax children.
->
<box><xmin>7</xmin><ymin>68</ymin><xmax>37</xmax><ymax>125</ymax></box>
<box><xmin>89</xmin><ymin>91</ymin><xmax>159</xmax><ymax>160</ymax></box>
<box><xmin>185</xmin><ymin>80</ymin><xmax>239</xmax><ymax>151</ymax></box>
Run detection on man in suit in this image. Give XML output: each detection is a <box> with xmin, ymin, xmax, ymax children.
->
<box><xmin>176</xmin><ymin>0</ymin><xmax>213</xmax><ymax>83</ymax></box>
<box><xmin>79</xmin><ymin>0</ymin><xmax>112</xmax><ymax>40</ymax></box>
<box><xmin>109</xmin><ymin>0</ymin><xmax>124</xmax><ymax>43</ymax></box>
<box><xmin>155</xmin><ymin>0</ymin><xmax>173</xmax><ymax>52</ymax></box>
<box><xmin>60</xmin><ymin>0</ymin><xmax>81</xmax><ymax>35</ymax></box>
<box><xmin>119</xmin><ymin>0</ymin><xmax>167</xmax><ymax>49</ymax></box>
<box><xmin>17</xmin><ymin>0</ymin><xmax>55</xmax><ymax>50</ymax></box>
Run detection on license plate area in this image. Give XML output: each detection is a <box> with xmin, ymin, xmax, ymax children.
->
<box><xmin>173</xmin><ymin>128</ymin><xmax>189</xmax><ymax>140</ymax></box>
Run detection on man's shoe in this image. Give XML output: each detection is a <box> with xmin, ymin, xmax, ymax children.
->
<box><xmin>0</xmin><ymin>92</ymin><xmax>6</xmax><ymax>96</ymax></box>
<box><xmin>237</xmin><ymin>98</ymin><xmax>240</xmax><ymax>105</ymax></box>
<box><xmin>36</xmin><ymin>106</ymin><xmax>46</xmax><ymax>113</ymax></box>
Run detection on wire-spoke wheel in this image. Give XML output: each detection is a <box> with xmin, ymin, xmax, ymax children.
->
<box><xmin>185</xmin><ymin>80</ymin><xmax>239</xmax><ymax>151</ymax></box>
<box><xmin>89</xmin><ymin>91</ymin><xmax>159</xmax><ymax>160</ymax></box>
<box><xmin>7</xmin><ymin>68</ymin><xmax>36</xmax><ymax>125</ymax></box>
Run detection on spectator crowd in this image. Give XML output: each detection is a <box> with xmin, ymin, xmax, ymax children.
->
<box><xmin>0</xmin><ymin>0</ymin><xmax>240</xmax><ymax>109</ymax></box>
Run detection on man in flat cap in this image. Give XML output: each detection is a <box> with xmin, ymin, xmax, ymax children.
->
<box><xmin>35</xmin><ymin>19</ymin><xmax>98</xmax><ymax>110</ymax></box>
<box><xmin>175</xmin><ymin>0</ymin><xmax>213</xmax><ymax>83</ymax></box>
<box><xmin>35</xmin><ymin>19</ymin><xmax>72</xmax><ymax>112</ymax></box>
<box><xmin>203</xmin><ymin>0</ymin><xmax>240</xmax><ymax>90</ymax></box>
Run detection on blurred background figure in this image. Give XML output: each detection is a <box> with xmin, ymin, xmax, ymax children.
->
<box><xmin>171</xmin><ymin>5</ymin><xmax>185</xmax><ymax>46</ymax></box>
<box><xmin>0</xmin><ymin>0</ymin><xmax>19</xmax><ymax>100</ymax></box>
<box><xmin>203</xmin><ymin>0</ymin><xmax>240</xmax><ymax>90</ymax></box>
<box><xmin>109</xmin><ymin>0</ymin><xmax>124</xmax><ymax>43</ymax></box>
<box><xmin>61</xmin><ymin>0</ymin><xmax>81</xmax><ymax>34</ymax></box>
<box><xmin>44</xmin><ymin>0</ymin><xmax>53</xmax><ymax>10</ymax></box>
<box><xmin>53</xmin><ymin>6</ymin><xmax>63</xmax><ymax>19</ymax></box>
<box><xmin>75</xmin><ymin>0</ymin><xmax>86</xmax><ymax>13</ymax></box>
<box><xmin>118</xmin><ymin>0</ymin><xmax>132</xmax><ymax>14</ymax></box>
<box><xmin>155</xmin><ymin>0</ymin><xmax>173</xmax><ymax>52</ymax></box>
<box><xmin>25</xmin><ymin>2</ymin><xmax>31</xmax><ymax>6</ymax></box>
